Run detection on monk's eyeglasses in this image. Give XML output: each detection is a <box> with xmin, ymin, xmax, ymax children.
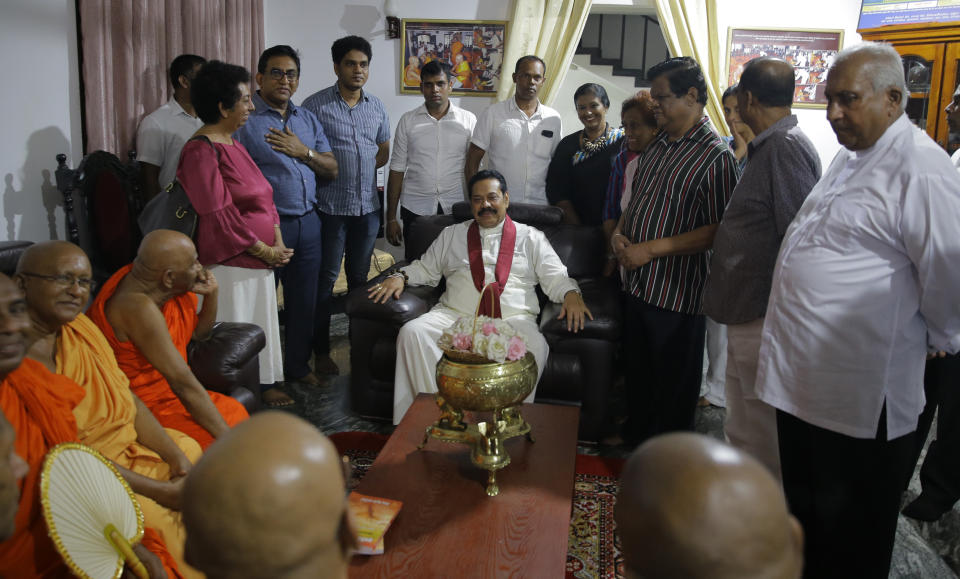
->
<box><xmin>19</xmin><ymin>272</ymin><xmax>96</xmax><ymax>291</ymax></box>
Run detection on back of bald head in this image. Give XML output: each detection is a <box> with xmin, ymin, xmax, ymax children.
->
<box><xmin>15</xmin><ymin>241</ymin><xmax>88</xmax><ymax>275</ymax></box>
<box><xmin>183</xmin><ymin>412</ymin><xmax>350</xmax><ymax>578</ymax></box>
<box><xmin>615</xmin><ymin>433</ymin><xmax>802</xmax><ymax>579</ymax></box>
<box><xmin>739</xmin><ymin>57</ymin><xmax>795</xmax><ymax>108</ymax></box>
<box><xmin>136</xmin><ymin>230</ymin><xmax>197</xmax><ymax>272</ymax></box>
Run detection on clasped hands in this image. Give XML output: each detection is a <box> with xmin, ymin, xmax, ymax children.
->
<box><xmin>158</xmin><ymin>453</ymin><xmax>192</xmax><ymax>511</ymax></box>
<box><xmin>249</xmin><ymin>240</ymin><xmax>294</xmax><ymax>267</ymax></box>
<box><xmin>611</xmin><ymin>233</ymin><xmax>654</xmax><ymax>271</ymax></box>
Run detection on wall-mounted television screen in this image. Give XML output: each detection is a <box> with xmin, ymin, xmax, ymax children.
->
<box><xmin>859</xmin><ymin>0</ymin><xmax>960</xmax><ymax>29</ymax></box>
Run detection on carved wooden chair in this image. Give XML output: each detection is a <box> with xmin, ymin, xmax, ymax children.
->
<box><xmin>54</xmin><ymin>151</ymin><xmax>143</xmax><ymax>281</ymax></box>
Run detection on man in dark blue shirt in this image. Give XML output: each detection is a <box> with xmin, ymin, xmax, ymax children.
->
<box><xmin>235</xmin><ymin>45</ymin><xmax>338</xmax><ymax>401</ymax></box>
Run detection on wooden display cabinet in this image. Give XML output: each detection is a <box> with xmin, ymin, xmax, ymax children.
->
<box><xmin>859</xmin><ymin>22</ymin><xmax>960</xmax><ymax>153</ymax></box>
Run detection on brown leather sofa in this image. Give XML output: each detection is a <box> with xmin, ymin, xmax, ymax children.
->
<box><xmin>0</xmin><ymin>241</ymin><xmax>263</xmax><ymax>413</ymax></box>
<box><xmin>345</xmin><ymin>203</ymin><xmax>622</xmax><ymax>442</ymax></box>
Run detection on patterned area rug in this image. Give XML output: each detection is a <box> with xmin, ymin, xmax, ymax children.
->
<box><xmin>329</xmin><ymin>431</ymin><xmax>625</xmax><ymax>578</ymax></box>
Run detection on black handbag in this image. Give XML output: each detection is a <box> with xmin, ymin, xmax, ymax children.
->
<box><xmin>137</xmin><ymin>136</ymin><xmax>218</xmax><ymax>238</ymax></box>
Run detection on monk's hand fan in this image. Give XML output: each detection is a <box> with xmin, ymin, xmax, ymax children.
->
<box><xmin>40</xmin><ymin>443</ymin><xmax>149</xmax><ymax>579</ymax></box>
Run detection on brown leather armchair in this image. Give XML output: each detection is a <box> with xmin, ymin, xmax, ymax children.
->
<box><xmin>0</xmin><ymin>240</ymin><xmax>262</xmax><ymax>413</ymax></box>
<box><xmin>346</xmin><ymin>203</ymin><xmax>622</xmax><ymax>442</ymax></box>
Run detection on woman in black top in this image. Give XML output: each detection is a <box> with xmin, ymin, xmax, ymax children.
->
<box><xmin>546</xmin><ymin>83</ymin><xmax>624</xmax><ymax>225</ymax></box>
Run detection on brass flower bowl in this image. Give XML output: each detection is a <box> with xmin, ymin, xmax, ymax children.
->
<box><xmin>419</xmin><ymin>352</ymin><xmax>538</xmax><ymax>496</ymax></box>
<box><xmin>436</xmin><ymin>352</ymin><xmax>537</xmax><ymax>412</ymax></box>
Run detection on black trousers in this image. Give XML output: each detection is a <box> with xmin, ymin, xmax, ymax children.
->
<box><xmin>777</xmin><ymin>409</ymin><xmax>916</xmax><ymax>579</ymax></box>
<box><xmin>912</xmin><ymin>354</ymin><xmax>960</xmax><ymax>508</ymax></box>
<box><xmin>400</xmin><ymin>203</ymin><xmax>443</xmax><ymax>244</ymax></box>
<box><xmin>622</xmin><ymin>294</ymin><xmax>705</xmax><ymax>444</ymax></box>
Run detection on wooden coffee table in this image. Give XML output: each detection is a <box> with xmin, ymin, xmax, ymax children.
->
<box><xmin>349</xmin><ymin>393</ymin><xmax>580</xmax><ymax>578</ymax></box>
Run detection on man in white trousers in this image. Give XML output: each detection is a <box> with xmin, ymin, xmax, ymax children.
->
<box><xmin>369</xmin><ymin>169</ymin><xmax>592</xmax><ymax>424</ymax></box>
<box><xmin>702</xmin><ymin>57</ymin><xmax>821</xmax><ymax>477</ymax></box>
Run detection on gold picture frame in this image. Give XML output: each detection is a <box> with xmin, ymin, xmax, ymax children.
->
<box><xmin>400</xmin><ymin>19</ymin><xmax>508</xmax><ymax>97</ymax></box>
<box><xmin>725</xmin><ymin>27</ymin><xmax>845</xmax><ymax>109</ymax></box>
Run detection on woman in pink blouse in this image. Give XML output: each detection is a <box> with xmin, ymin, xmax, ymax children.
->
<box><xmin>177</xmin><ymin>61</ymin><xmax>295</xmax><ymax>408</ymax></box>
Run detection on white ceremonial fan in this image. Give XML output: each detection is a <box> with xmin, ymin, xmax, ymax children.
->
<box><xmin>40</xmin><ymin>443</ymin><xmax>149</xmax><ymax>579</ymax></box>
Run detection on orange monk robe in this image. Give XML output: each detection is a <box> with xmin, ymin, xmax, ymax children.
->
<box><xmin>454</xmin><ymin>60</ymin><xmax>473</xmax><ymax>88</ymax></box>
<box><xmin>404</xmin><ymin>64</ymin><xmax>421</xmax><ymax>87</ymax></box>
<box><xmin>0</xmin><ymin>359</ymin><xmax>182</xmax><ymax>579</ymax></box>
<box><xmin>56</xmin><ymin>314</ymin><xmax>203</xmax><ymax>579</ymax></box>
<box><xmin>88</xmin><ymin>264</ymin><xmax>248</xmax><ymax>449</ymax></box>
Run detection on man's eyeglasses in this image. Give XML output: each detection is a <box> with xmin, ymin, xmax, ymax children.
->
<box><xmin>268</xmin><ymin>68</ymin><xmax>299</xmax><ymax>82</ymax></box>
<box><xmin>19</xmin><ymin>272</ymin><xmax>96</xmax><ymax>291</ymax></box>
<box><xmin>649</xmin><ymin>92</ymin><xmax>676</xmax><ymax>104</ymax></box>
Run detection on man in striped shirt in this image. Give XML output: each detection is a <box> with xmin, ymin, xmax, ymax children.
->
<box><xmin>303</xmin><ymin>36</ymin><xmax>391</xmax><ymax>376</ymax></box>
<box><xmin>611</xmin><ymin>57</ymin><xmax>739</xmax><ymax>446</ymax></box>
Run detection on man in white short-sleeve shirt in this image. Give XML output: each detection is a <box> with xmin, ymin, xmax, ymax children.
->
<box><xmin>386</xmin><ymin>60</ymin><xmax>476</xmax><ymax>246</ymax></box>
<box><xmin>465</xmin><ymin>55</ymin><xmax>561</xmax><ymax>205</ymax></box>
<box><xmin>136</xmin><ymin>54</ymin><xmax>206</xmax><ymax>201</ymax></box>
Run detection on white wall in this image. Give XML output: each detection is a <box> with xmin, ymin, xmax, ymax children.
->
<box><xmin>263</xmin><ymin>0</ymin><xmax>512</xmax><ymax>138</ymax></box>
<box><xmin>715</xmin><ymin>0</ymin><xmax>865</xmax><ymax>168</ymax></box>
<box><xmin>555</xmin><ymin>55</ymin><xmax>639</xmax><ymax>133</ymax></box>
<box><xmin>557</xmin><ymin>1</ymin><xmax>864</xmax><ymax>168</ymax></box>
<box><xmin>0</xmin><ymin>0</ymin><xmax>867</xmax><ymax>247</ymax></box>
<box><xmin>0</xmin><ymin>0</ymin><xmax>83</xmax><ymax>242</ymax></box>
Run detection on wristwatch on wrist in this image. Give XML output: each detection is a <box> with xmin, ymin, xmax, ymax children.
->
<box><xmin>305</xmin><ymin>148</ymin><xmax>314</xmax><ymax>161</ymax></box>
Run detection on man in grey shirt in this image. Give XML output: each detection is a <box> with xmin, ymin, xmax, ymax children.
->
<box><xmin>702</xmin><ymin>57</ymin><xmax>821</xmax><ymax>477</ymax></box>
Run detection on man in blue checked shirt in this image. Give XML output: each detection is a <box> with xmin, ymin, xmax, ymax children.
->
<box><xmin>235</xmin><ymin>45</ymin><xmax>338</xmax><ymax>403</ymax></box>
<box><xmin>303</xmin><ymin>35</ymin><xmax>390</xmax><ymax>377</ymax></box>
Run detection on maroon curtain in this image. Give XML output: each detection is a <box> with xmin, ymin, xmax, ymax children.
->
<box><xmin>79</xmin><ymin>0</ymin><xmax>264</xmax><ymax>155</ymax></box>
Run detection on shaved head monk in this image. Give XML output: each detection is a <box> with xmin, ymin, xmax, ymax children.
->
<box><xmin>183</xmin><ymin>412</ymin><xmax>355</xmax><ymax>579</ymax></box>
<box><xmin>0</xmin><ymin>274</ymin><xmax>30</xmax><ymax>543</ymax></box>
<box><xmin>16</xmin><ymin>241</ymin><xmax>204</xmax><ymax>578</ymax></box>
<box><xmin>615</xmin><ymin>433</ymin><xmax>803</xmax><ymax>579</ymax></box>
<box><xmin>88</xmin><ymin>229</ymin><xmax>248</xmax><ymax>449</ymax></box>
<box><xmin>0</xmin><ymin>271</ymin><xmax>178</xmax><ymax>577</ymax></box>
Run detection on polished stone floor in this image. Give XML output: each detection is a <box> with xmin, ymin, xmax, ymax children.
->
<box><xmin>278</xmin><ymin>313</ymin><xmax>959</xmax><ymax>578</ymax></box>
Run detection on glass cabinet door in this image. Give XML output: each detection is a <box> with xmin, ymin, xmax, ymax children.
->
<box><xmin>893</xmin><ymin>43</ymin><xmax>945</xmax><ymax>142</ymax></box>
<box><xmin>942</xmin><ymin>43</ymin><xmax>960</xmax><ymax>154</ymax></box>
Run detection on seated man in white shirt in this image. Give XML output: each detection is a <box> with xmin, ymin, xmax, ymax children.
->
<box><xmin>386</xmin><ymin>60</ymin><xmax>476</xmax><ymax>247</ymax></box>
<box><xmin>465</xmin><ymin>56</ymin><xmax>562</xmax><ymax>205</ymax></box>
<box><xmin>369</xmin><ymin>169</ymin><xmax>592</xmax><ymax>424</ymax></box>
<box><xmin>136</xmin><ymin>54</ymin><xmax>206</xmax><ymax>201</ymax></box>
<box><xmin>755</xmin><ymin>42</ymin><xmax>960</xmax><ymax>578</ymax></box>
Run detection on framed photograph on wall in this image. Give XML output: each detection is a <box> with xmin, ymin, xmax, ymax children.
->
<box><xmin>725</xmin><ymin>27</ymin><xmax>844</xmax><ymax>108</ymax></box>
<box><xmin>400</xmin><ymin>19</ymin><xmax>508</xmax><ymax>96</ymax></box>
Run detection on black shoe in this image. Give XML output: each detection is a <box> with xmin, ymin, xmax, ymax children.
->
<box><xmin>902</xmin><ymin>493</ymin><xmax>952</xmax><ymax>522</ymax></box>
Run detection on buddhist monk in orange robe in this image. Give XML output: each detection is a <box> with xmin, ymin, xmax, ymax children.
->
<box><xmin>0</xmin><ymin>272</ymin><xmax>178</xmax><ymax>578</ymax></box>
<box><xmin>88</xmin><ymin>230</ymin><xmax>249</xmax><ymax>449</ymax></box>
<box><xmin>15</xmin><ymin>242</ymin><xmax>204</xmax><ymax>578</ymax></box>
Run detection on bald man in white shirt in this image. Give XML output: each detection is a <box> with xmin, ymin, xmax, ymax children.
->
<box><xmin>756</xmin><ymin>43</ymin><xmax>960</xmax><ymax>578</ymax></box>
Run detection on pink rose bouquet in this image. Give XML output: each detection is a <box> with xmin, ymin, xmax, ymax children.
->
<box><xmin>438</xmin><ymin>315</ymin><xmax>528</xmax><ymax>364</ymax></box>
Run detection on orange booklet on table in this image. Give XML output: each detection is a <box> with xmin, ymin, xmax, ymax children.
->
<box><xmin>348</xmin><ymin>491</ymin><xmax>403</xmax><ymax>555</ymax></box>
